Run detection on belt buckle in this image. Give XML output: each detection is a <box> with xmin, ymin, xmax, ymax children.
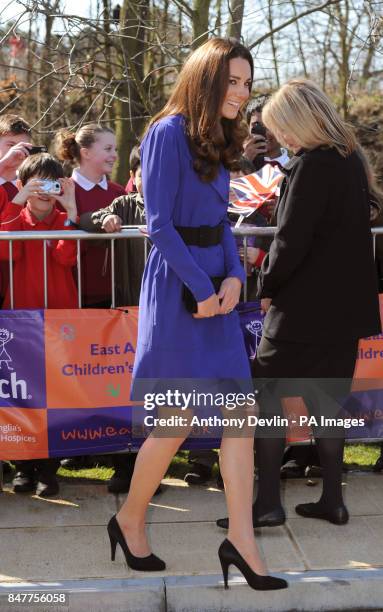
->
<box><xmin>198</xmin><ymin>225</ymin><xmax>211</xmax><ymax>247</ymax></box>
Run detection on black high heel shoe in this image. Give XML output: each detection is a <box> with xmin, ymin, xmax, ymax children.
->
<box><xmin>107</xmin><ymin>515</ymin><xmax>166</xmax><ymax>571</ymax></box>
<box><xmin>218</xmin><ymin>539</ymin><xmax>288</xmax><ymax>591</ymax></box>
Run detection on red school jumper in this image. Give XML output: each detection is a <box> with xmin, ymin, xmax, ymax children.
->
<box><xmin>0</xmin><ymin>185</ymin><xmax>8</xmax><ymax>217</ymax></box>
<box><xmin>0</xmin><ymin>180</ymin><xmax>18</xmax><ymax>201</ymax></box>
<box><xmin>0</xmin><ymin>202</ymin><xmax>78</xmax><ymax>309</ymax></box>
<box><xmin>0</xmin><ymin>186</ymin><xmax>12</xmax><ymax>299</ymax></box>
<box><xmin>73</xmin><ymin>179</ymin><xmax>125</xmax><ymax>306</ymax></box>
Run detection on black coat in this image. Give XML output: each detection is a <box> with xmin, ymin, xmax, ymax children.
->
<box><xmin>79</xmin><ymin>194</ymin><xmax>146</xmax><ymax>306</ymax></box>
<box><xmin>258</xmin><ymin>146</ymin><xmax>381</xmax><ymax>343</ymax></box>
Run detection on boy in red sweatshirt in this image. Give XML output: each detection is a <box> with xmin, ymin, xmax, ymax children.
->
<box><xmin>0</xmin><ymin>153</ymin><xmax>78</xmax><ymax>309</ymax></box>
<box><xmin>0</xmin><ymin>153</ymin><xmax>79</xmax><ymax>497</ymax></box>
<box><xmin>0</xmin><ymin>114</ymin><xmax>32</xmax><ymax>204</ymax></box>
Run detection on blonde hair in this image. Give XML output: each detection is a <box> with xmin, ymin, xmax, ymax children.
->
<box><xmin>263</xmin><ymin>79</ymin><xmax>356</xmax><ymax>157</ymax></box>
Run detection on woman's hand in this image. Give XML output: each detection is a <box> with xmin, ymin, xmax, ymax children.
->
<box><xmin>218</xmin><ymin>277</ymin><xmax>242</xmax><ymax>315</ymax></box>
<box><xmin>193</xmin><ymin>292</ymin><xmax>221</xmax><ymax>319</ymax></box>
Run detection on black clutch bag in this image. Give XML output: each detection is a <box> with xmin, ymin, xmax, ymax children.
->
<box><xmin>182</xmin><ymin>276</ymin><xmax>225</xmax><ymax>314</ymax></box>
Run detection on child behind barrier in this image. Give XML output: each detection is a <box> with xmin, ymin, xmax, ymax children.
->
<box><xmin>0</xmin><ymin>114</ymin><xmax>32</xmax><ymax>203</ymax></box>
<box><xmin>0</xmin><ymin>152</ymin><xmax>78</xmax><ymax>309</ymax></box>
<box><xmin>55</xmin><ymin>124</ymin><xmax>125</xmax><ymax>307</ymax></box>
<box><xmin>0</xmin><ymin>152</ymin><xmax>79</xmax><ymax>497</ymax></box>
<box><xmin>79</xmin><ymin>145</ymin><xmax>146</xmax><ymax>307</ymax></box>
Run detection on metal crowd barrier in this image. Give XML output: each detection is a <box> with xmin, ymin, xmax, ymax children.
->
<box><xmin>0</xmin><ymin>225</ymin><xmax>381</xmax><ymax>307</ymax></box>
<box><xmin>0</xmin><ymin>225</ymin><xmax>382</xmax><ymax>486</ymax></box>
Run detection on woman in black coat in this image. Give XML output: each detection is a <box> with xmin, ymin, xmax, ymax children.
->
<box><xmin>252</xmin><ymin>79</ymin><xmax>381</xmax><ymax>527</ymax></box>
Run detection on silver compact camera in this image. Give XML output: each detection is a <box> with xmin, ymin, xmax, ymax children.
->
<box><xmin>40</xmin><ymin>179</ymin><xmax>62</xmax><ymax>194</ymax></box>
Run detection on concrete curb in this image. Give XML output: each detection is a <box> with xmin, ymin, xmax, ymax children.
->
<box><xmin>1</xmin><ymin>568</ymin><xmax>383</xmax><ymax>612</ymax></box>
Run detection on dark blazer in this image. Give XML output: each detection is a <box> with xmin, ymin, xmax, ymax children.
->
<box><xmin>258</xmin><ymin>146</ymin><xmax>381</xmax><ymax>343</ymax></box>
<box><xmin>79</xmin><ymin>193</ymin><xmax>146</xmax><ymax>306</ymax></box>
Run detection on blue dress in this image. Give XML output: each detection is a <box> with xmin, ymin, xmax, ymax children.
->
<box><xmin>132</xmin><ymin>114</ymin><xmax>251</xmax><ymax>384</ymax></box>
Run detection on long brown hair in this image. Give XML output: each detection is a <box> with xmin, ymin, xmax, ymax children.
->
<box><xmin>148</xmin><ymin>37</ymin><xmax>253</xmax><ymax>182</ymax></box>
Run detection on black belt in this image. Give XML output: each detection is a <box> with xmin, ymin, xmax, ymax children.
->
<box><xmin>175</xmin><ymin>224</ymin><xmax>224</xmax><ymax>247</ymax></box>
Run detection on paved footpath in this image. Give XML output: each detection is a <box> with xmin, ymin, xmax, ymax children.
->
<box><xmin>1</xmin><ymin>472</ymin><xmax>383</xmax><ymax>611</ymax></box>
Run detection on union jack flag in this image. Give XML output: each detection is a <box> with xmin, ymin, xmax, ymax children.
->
<box><xmin>228</xmin><ymin>163</ymin><xmax>284</xmax><ymax>218</ymax></box>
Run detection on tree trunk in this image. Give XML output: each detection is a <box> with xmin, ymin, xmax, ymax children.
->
<box><xmin>226</xmin><ymin>0</ymin><xmax>245</xmax><ymax>40</ymax></box>
<box><xmin>192</xmin><ymin>0</ymin><xmax>211</xmax><ymax>48</ymax></box>
<box><xmin>102</xmin><ymin>0</ymin><xmax>115</xmax><ymax>126</ymax></box>
<box><xmin>291</xmin><ymin>0</ymin><xmax>308</xmax><ymax>78</ymax></box>
<box><xmin>267</xmin><ymin>0</ymin><xmax>280</xmax><ymax>88</ymax></box>
<box><xmin>112</xmin><ymin>0</ymin><xmax>151</xmax><ymax>185</ymax></box>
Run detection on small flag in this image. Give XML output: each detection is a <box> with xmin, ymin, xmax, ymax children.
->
<box><xmin>228</xmin><ymin>163</ymin><xmax>283</xmax><ymax>218</ymax></box>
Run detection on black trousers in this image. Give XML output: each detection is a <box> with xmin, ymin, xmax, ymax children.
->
<box><xmin>252</xmin><ymin>336</ymin><xmax>359</xmax><ymax>512</ymax></box>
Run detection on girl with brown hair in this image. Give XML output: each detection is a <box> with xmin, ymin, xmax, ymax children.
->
<box><xmin>55</xmin><ymin>124</ymin><xmax>125</xmax><ymax>306</ymax></box>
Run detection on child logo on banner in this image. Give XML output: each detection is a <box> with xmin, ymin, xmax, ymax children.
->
<box><xmin>246</xmin><ymin>319</ymin><xmax>263</xmax><ymax>342</ymax></box>
<box><xmin>237</xmin><ymin>303</ymin><xmax>264</xmax><ymax>362</ymax></box>
<box><xmin>245</xmin><ymin>319</ymin><xmax>263</xmax><ymax>360</ymax></box>
<box><xmin>0</xmin><ymin>328</ymin><xmax>14</xmax><ymax>371</ymax></box>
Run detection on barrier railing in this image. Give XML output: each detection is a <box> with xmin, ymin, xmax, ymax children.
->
<box><xmin>1</xmin><ymin>225</ymin><xmax>380</xmax><ymax>308</ymax></box>
<box><xmin>0</xmin><ymin>225</ymin><xmax>382</xmax><ymax>485</ymax></box>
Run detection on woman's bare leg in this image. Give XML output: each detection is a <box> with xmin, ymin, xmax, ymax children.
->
<box><xmin>220</xmin><ymin>433</ymin><xmax>267</xmax><ymax>575</ymax></box>
<box><xmin>116</xmin><ymin>414</ymin><xmax>190</xmax><ymax>557</ymax></box>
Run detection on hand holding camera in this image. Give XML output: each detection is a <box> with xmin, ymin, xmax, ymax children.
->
<box><xmin>12</xmin><ymin>178</ymin><xmax>49</xmax><ymax>206</ymax></box>
<box><xmin>243</xmin><ymin>122</ymin><xmax>268</xmax><ymax>166</ymax></box>
<box><xmin>0</xmin><ymin>142</ymin><xmax>34</xmax><ymax>173</ymax></box>
<box><xmin>55</xmin><ymin>178</ymin><xmax>77</xmax><ymax>220</ymax></box>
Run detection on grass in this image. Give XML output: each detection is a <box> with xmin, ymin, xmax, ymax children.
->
<box><xmin>3</xmin><ymin>444</ymin><xmax>380</xmax><ymax>485</ymax></box>
<box><xmin>57</xmin><ymin>450</ymin><xmax>192</xmax><ymax>482</ymax></box>
<box><xmin>344</xmin><ymin>443</ymin><xmax>381</xmax><ymax>468</ymax></box>
<box><xmin>54</xmin><ymin>444</ymin><xmax>382</xmax><ymax>483</ymax></box>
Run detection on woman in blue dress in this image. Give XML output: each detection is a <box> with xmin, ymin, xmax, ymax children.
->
<box><xmin>107</xmin><ymin>38</ymin><xmax>287</xmax><ymax>592</ymax></box>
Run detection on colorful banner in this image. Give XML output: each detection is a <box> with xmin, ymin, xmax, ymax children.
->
<box><xmin>1</xmin><ymin>300</ymin><xmax>383</xmax><ymax>460</ymax></box>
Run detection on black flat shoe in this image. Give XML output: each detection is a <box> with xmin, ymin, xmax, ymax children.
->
<box><xmin>107</xmin><ymin>515</ymin><xmax>166</xmax><ymax>571</ymax></box>
<box><xmin>36</xmin><ymin>478</ymin><xmax>60</xmax><ymax>498</ymax></box>
<box><xmin>218</xmin><ymin>539</ymin><xmax>288</xmax><ymax>591</ymax></box>
<box><xmin>12</xmin><ymin>471</ymin><xmax>36</xmax><ymax>493</ymax></box>
<box><xmin>216</xmin><ymin>507</ymin><xmax>286</xmax><ymax>530</ymax></box>
<box><xmin>295</xmin><ymin>502</ymin><xmax>349</xmax><ymax>524</ymax></box>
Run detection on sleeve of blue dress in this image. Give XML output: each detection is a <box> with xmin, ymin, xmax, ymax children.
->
<box><xmin>221</xmin><ymin>215</ymin><xmax>246</xmax><ymax>283</ymax></box>
<box><xmin>141</xmin><ymin>119</ymin><xmax>215</xmax><ymax>303</ymax></box>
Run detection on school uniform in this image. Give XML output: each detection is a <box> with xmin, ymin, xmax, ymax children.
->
<box><xmin>71</xmin><ymin>169</ymin><xmax>125</xmax><ymax>306</ymax></box>
<box><xmin>0</xmin><ymin>184</ymin><xmax>13</xmax><ymax>301</ymax></box>
<box><xmin>79</xmin><ymin>192</ymin><xmax>146</xmax><ymax>306</ymax></box>
<box><xmin>0</xmin><ymin>178</ymin><xmax>18</xmax><ymax>201</ymax></box>
<box><xmin>0</xmin><ymin>202</ymin><xmax>78</xmax><ymax>309</ymax></box>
